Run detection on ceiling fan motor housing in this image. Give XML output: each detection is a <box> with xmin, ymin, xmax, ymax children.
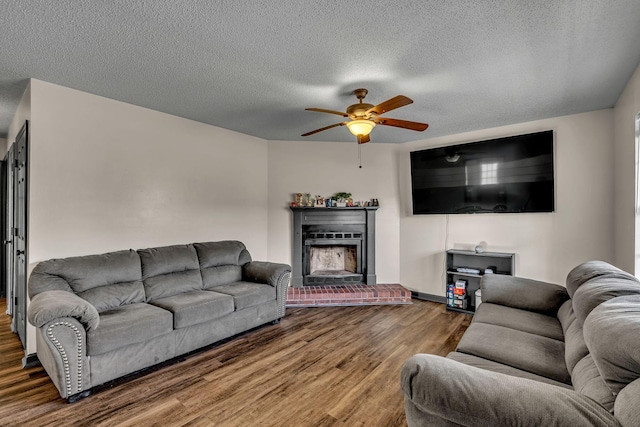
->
<box><xmin>347</xmin><ymin>103</ymin><xmax>374</xmax><ymax>117</ymax></box>
<box><xmin>348</xmin><ymin>88</ymin><xmax>374</xmax><ymax>118</ymax></box>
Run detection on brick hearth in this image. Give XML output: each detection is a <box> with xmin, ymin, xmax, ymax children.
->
<box><xmin>286</xmin><ymin>283</ymin><xmax>412</xmax><ymax>307</ymax></box>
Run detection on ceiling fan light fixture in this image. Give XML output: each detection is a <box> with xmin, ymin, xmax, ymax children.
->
<box><xmin>346</xmin><ymin>119</ymin><xmax>375</xmax><ymax>137</ymax></box>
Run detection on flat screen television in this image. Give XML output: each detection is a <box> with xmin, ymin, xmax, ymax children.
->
<box><xmin>410</xmin><ymin>130</ymin><xmax>554</xmax><ymax>214</ymax></box>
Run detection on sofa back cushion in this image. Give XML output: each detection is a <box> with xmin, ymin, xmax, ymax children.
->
<box><xmin>558</xmin><ymin>301</ymin><xmax>616</xmax><ymax>411</ymax></box>
<box><xmin>584</xmin><ymin>295</ymin><xmax>640</xmax><ymax>398</ymax></box>
<box><xmin>572</xmin><ymin>276</ymin><xmax>640</xmax><ymax>325</ymax></box>
<box><xmin>28</xmin><ymin>250</ymin><xmax>144</xmax><ymax>313</ymax></box>
<box><xmin>557</xmin><ymin>300</ymin><xmax>589</xmax><ymax>374</ymax></box>
<box><xmin>139</xmin><ymin>244</ymin><xmax>203</xmax><ymax>301</ymax></box>
<box><xmin>566</xmin><ymin>261</ymin><xmax>638</xmax><ymax>298</ymax></box>
<box><xmin>571</xmin><ymin>354</ymin><xmax>616</xmax><ymax>412</ymax></box>
<box><xmin>193</xmin><ymin>241</ymin><xmax>251</xmax><ymax>289</ymax></box>
<box><xmin>614</xmin><ymin>378</ymin><xmax>640</xmax><ymax>427</ymax></box>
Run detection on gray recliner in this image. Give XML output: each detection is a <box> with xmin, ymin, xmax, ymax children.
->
<box><xmin>401</xmin><ymin>261</ymin><xmax>640</xmax><ymax>426</ymax></box>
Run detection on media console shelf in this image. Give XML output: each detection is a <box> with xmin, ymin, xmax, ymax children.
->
<box><xmin>446</xmin><ymin>249</ymin><xmax>515</xmax><ymax>315</ymax></box>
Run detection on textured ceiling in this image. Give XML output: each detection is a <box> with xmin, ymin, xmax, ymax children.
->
<box><xmin>1</xmin><ymin>1</ymin><xmax>639</xmax><ymax>143</ymax></box>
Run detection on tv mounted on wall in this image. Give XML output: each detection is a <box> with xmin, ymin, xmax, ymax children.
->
<box><xmin>410</xmin><ymin>130</ymin><xmax>554</xmax><ymax>214</ymax></box>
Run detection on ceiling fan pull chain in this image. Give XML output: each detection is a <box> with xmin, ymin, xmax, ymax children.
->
<box><xmin>358</xmin><ymin>143</ymin><xmax>362</xmax><ymax>168</ymax></box>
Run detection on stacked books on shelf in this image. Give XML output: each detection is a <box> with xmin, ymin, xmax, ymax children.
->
<box><xmin>447</xmin><ymin>279</ymin><xmax>468</xmax><ymax>310</ymax></box>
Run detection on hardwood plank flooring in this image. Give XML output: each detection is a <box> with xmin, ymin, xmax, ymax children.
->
<box><xmin>0</xmin><ymin>298</ymin><xmax>471</xmax><ymax>427</ymax></box>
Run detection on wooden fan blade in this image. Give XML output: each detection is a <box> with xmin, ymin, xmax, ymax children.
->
<box><xmin>301</xmin><ymin>122</ymin><xmax>346</xmax><ymax>137</ymax></box>
<box><xmin>357</xmin><ymin>134</ymin><xmax>370</xmax><ymax>144</ymax></box>
<box><xmin>365</xmin><ymin>95</ymin><xmax>413</xmax><ymax>116</ymax></box>
<box><xmin>305</xmin><ymin>108</ymin><xmax>349</xmax><ymax>117</ymax></box>
<box><xmin>374</xmin><ymin>117</ymin><xmax>429</xmax><ymax>131</ymax></box>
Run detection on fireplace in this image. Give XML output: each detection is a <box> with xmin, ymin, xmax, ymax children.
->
<box><xmin>309</xmin><ymin>246</ymin><xmax>358</xmax><ymax>275</ymax></box>
<box><xmin>290</xmin><ymin>207</ymin><xmax>377</xmax><ymax>287</ymax></box>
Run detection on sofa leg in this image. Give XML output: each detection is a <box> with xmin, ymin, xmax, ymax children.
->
<box><xmin>67</xmin><ymin>390</ymin><xmax>91</xmax><ymax>403</ymax></box>
<box><xmin>271</xmin><ymin>318</ymin><xmax>281</xmax><ymax>325</ymax></box>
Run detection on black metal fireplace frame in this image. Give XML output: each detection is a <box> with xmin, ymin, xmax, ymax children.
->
<box><xmin>290</xmin><ymin>207</ymin><xmax>378</xmax><ymax>287</ymax></box>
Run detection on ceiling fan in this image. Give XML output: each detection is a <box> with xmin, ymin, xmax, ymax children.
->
<box><xmin>301</xmin><ymin>88</ymin><xmax>429</xmax><ymax>144</ymax></box>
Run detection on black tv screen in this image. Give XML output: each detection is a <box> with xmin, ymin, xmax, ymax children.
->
<box><xmin>410</xmin><ymin>130</ymin><xmax>554</xmax><ymax>214</ymax></box>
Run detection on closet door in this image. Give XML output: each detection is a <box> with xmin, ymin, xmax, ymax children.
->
<box><xmin>11</xmin><ymin>122</ymin><xmax>28</xmax><ymax>349</ymax></box>
<box><xmin>4</xmin><ymin>146</ymin><xmax>13</xmax><ymax>316</ymax></box>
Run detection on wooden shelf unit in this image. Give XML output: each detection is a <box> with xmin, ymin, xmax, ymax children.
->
<box><xmin>445</xmin><ymin>249</ymin><xmax>515</xmax><ymax>315</ymax></box>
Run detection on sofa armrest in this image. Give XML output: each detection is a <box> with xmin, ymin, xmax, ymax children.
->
<box><xmin>36</xmin><ymin>317</ymin><xmax>90</xmax><ymax>400</ymax></box>
<box><xmin>28</xmin><ymin>290</ymin><xmax>100</xmax><ymax>332</ymax></box>
<box><xmin>243</xmin><ymin>261</ymin><xmax>291</xmax><ymax>287</ymax></box>
<box><xmin>401</xmin><ymin>354</ymin><xmax>618</xmax><ymax>427</ymax></box>
<box><xmin>243</xmin><ymin>261</ymin><xmax>291</xmax><ymax>319</ymax></box>
<box><xmin>481</xmin><ymin>274</ymin><xmax>569</xmax><ymax>314</ymax></box>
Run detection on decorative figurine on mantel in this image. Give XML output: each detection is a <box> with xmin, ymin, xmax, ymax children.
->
<box><xmin>315</xmin><ymin>195</ymin><xmax>326</xmax><ymax>207</ymax></box>
<box><xmin>294</xmin><ymin>193</ymin><xmax>304</xmax><ymax>207</ymax></box>
<box><xmin>305</xmin><ymin>193</ymin><xmax>314</xmax><ymax>207</ymax></box>
<box><xmin>332</xmin><ymin>192</ymin><xmax>352</xmax><ymax>208</ymax></box>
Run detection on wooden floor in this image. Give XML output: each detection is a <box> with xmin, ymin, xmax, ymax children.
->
<box><xmin>0</xmin><ymin>298</ymin><xmax>471</xmax><ymax>427</ymax></box>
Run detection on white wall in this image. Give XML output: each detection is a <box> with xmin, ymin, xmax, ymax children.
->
<box><xmin>22</xmin><ymin>79</ymin><xmax>269</xmax><ymax>355</ymax></box>
<box><xmin>612</xmin><ymin>63</ymin><xmax>640</xmax><ymax>274</ymax></box>
<box><xmin>267</xmin><ymin>140</ymin><xmax>400</xmax><ymax>283</ymax></box>
<box><xmin>28</xmin><ymin>79</ymin><xmax>269</xmax><ymax>262</ymax></box>
<box><xmin>6</xmin><ymin>81</ymin><xmax>31</xmax><ymax>149</ymax></box>
<box><xmin>397</xmin><ymin>110</ymin><xmax>615</xmax><ymax>295</ymax></box>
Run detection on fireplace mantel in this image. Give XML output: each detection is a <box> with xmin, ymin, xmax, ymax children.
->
<box><xmin>290</xmin><ymin>206</ymin><xmax>378</xmax><ymax>287</ymax></box>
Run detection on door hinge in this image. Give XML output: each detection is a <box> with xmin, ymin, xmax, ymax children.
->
<box><xmin>14</xmin><ymin>296</ymin><xmax>18</xmax><ymax>306</ymax></box>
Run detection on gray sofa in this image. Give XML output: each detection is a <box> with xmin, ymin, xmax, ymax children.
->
<box><xmin>401</xmin><ymin>261</ymin><xmax>640</xmax><ymax>426</ymax></box>
<box><xmin>27</xmin><ymin>240</ymin><xmax>291</xmax><ymax>401</ymax></box>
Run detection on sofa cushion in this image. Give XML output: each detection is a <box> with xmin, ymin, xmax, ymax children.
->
<box><xmin>480</xmin><ymin>274</ymin><xmax>569</xmax><ymax>314</ymax></box>
<box><xmin>150</xmin><ymin>290</ymin><xmax>235</xmax><ymax>329</ymax></box>
<box><xmin>473</xmin><ymin>303</ymin><xmax>564</xmax><ymax>341</ymax></box>
<box><xmin>139</xmin><ymin>244</ymin><xmax>203</xmax><ymax>301</ymax></box>
<box><xmin>401</xmin><ymin>354</ymin><xmax>619</xmax><ymax>427</ymax></box>
<box><xmin>78</xmin><ymin>281</ymin><xmax>146</xmax><ymax>313</ymax></box>
<box><xmin>566</xmin><ymin>261</ymin><xmax>638</xmax><ymax>298</ymax></box>
<box><xmin>211</xmin><ymin>281</ymin><xmax>276</xmax><ymax>310</ymax></box>
<box><xmin>193</xmin><ymin>241</ymin><xmax>251</xmax><ymax>268</ymax></box>
<box><xmin>28</xmin><ymin>249</ymin><xmax>145</xmax><ymax>312</ymax></box>
<box><xmin>194</xmin><ymin>241</ymin><xmax>251</xmax><ymax>289</ymax></box>
<box><xmin>572</xmin><ymin>277</ymin><xmax>640</xmax><ymax>325</ymax></box>
<box><xmin>456</xmin><ymin>322</ymin><xmax>571</xmax><ymax>384</ymax></box>
<box><xmin>201</xmin><ymin>265</ymin><xmax>243</xmax><ymax>290</ymax></box>
<box><xmin>584</xmin><ymin>295</ymin><xmax>640</xmax><ymax>397</ymax></box>
<box><xmin>614</xmin><ymin>378</ymin><xmax>640</xmax><ymax>427</ymax></box>
<box><xmin>446</xmin><ymin>351</ymin><xmax>572</xmax><ymax>389</ymax></box>
<box><xmin>572</xmin><ymin>354</ymin><xmax>616</xmax><ymax>412</ymax></box>
<box><xmin>557</xmin><ymin>300</ymin><xmax>589</xmax><ymax>374</ymax></box>
<box><xmin>87</xmin><ymin>303</ymin><xmax>173</xmax><ymax>356</ymax></box>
